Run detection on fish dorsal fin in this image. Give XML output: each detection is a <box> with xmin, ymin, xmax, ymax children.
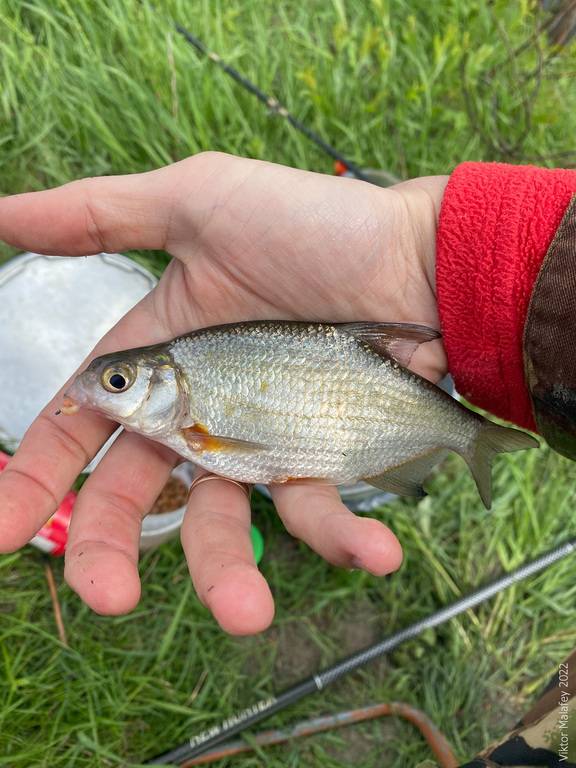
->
<box><xmin>339</xmin><ymin>322</ymin><xmax>440</xmax><ymax>366</ymax></box>
<box><xmin>363</xmin><ymin>448</ymin><xmax>447</xmax><ymax>498</ymax></box>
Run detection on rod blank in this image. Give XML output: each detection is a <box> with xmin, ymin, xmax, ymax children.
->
<box><xmin>175</xmin><ymin>24</ymin><xmax>368</xmax><ymax>182</ymax></box>
<box><xmin>147</xmin><ymin>538</ymin><xmax>576</xmax><ymax>765</ymax></box>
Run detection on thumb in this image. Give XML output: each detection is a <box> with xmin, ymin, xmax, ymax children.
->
<box><xmin>0</xmin><ymin>160</ymin><xmax>192</xmax><ymax>256</ymax></box>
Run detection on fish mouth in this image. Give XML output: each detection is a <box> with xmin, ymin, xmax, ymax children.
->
<box><xmin>59</xmin><ymin>394</ymin><xmax>81</xmax><ymax>416</ymax></box>
<box><xmin>58</xmin><ymin>375</ymin><xmax>91</xmax><ymax>416</ymax></box>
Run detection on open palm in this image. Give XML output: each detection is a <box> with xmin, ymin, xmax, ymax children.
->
<box><xmin>0</xmin><ymin>152</ymin><xmax>447</xmax><ymax>634</ymax></box>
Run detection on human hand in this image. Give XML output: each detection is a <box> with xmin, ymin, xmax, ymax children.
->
<box><xmin>0</xmin><ymin>153</ymin><xmax>448</xmax><ymax>634</ymax></box>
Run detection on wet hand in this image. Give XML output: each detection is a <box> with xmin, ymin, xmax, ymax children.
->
<box><xmin>0</xmin><ymin>153</ymin><xmax>448</xmax><ymax>634</ymax></box>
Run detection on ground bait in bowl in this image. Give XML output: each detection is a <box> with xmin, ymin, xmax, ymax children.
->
<box><xmin>149</xmin><ymin>476</ymin><xmax>189</xmax><ymax>515</ymax></box>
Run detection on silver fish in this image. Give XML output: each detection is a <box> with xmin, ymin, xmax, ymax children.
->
<box><xmin>61</xmin><ymin>321</ymin><xmax>538</xmax><ymax>508</ymax></box>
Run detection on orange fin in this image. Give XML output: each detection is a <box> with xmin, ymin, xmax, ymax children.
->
<box><xmin>182</xmin><ymin>423</ymin><xmax>267</xmax><ymax>453</ymax></box>
<box><xmin>339</xmin><ymin>321</ymin><xmax>440</xmax><ymax>366</ymax></box>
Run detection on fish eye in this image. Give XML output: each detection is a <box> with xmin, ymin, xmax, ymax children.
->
<box><xmin>101</xmin><ymin>365</ymin><xmax>135</xmax><ymax>393</ymax></box>
<box><xmin>109</xmin><ymin>373</ymin><xmax>126</xmax><ymax>389</ymax></box>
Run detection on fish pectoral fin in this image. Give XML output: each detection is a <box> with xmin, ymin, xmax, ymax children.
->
<box><xmin>363</xmin><ymin>448</ymin><xmax>446</xmax><ymax>498</ymax></box>
<box><xmin>181</xmin><ymin>426</ymin><xmax>268</xmax><ymax>454</ymax></box>
<box><xmin>338</xmin><ymin>322</ymin><xmax>440</xmax><ymax>366</ymax></box>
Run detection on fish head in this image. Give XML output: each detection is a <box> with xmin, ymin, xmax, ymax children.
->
<box><xmin>61</xmin><ymin>347</ymin><xmax>188</xmax><ymax>435</ymax></box>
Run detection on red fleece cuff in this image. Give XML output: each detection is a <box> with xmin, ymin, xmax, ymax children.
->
<box><xmin>436</xmin><ymin>162</ymin><xmax>576</xmax><ymax>430</ymax></box>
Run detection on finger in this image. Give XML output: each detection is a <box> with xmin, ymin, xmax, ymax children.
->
<box><xmin>270</xmin><ymin>484</ymin><xmax>403</xmax><ymax>575</ymax></box>
<box><xmin>0</xmin><ymin>293</ymin><xmax>170</xmax><ymax>553</ymax></box>
<box><xmin>410</xmin><ymin>337</ymin><xmax>448</xmax><ymax>384</ymax></box>
<box><xmin>181</xmin><ymin>476</ymin><xmax>274</xmax><ymax>636</ymax></box>
<box><xmin>0</xmin><ymin>409</ymin><xmax>116</xmax><ymax>553</ymax></box>
<box><xmin>0</xmin><ymin>152</ymin><xmax>309</xmax><ymax>260</ymax></box>
<box><xmin>0</xmin><ymin>163</ymin><xmax>186</xmax><ymax>255</ymax></box>
<box><xmin>64</xmin><ymin>431</ymin><xmax>177</xmax><ymax>615</ymax></box>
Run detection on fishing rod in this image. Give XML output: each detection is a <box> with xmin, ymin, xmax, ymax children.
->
<box><xmin>174</xmin><ymin>24</ymin><xmax>369</xmax><ymax>183</ymax></box>
<box><xmin>146</xmin><ymin>536</ymin><xmax>576</xmax><ymax>765</ymax></box>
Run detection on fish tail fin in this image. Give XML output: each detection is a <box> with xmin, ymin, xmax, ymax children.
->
<box><xmin>462</xmin><ymin>423</ymin><xmax>538</xmax><ymax>509</ymax></box>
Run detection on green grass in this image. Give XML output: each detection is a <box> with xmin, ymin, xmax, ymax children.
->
<box><xmin>1</xmin><ymin>1</ymin><xmax>576</xmax><ymax>766</ymax></box>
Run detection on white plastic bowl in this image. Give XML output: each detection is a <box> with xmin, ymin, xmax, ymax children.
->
<box><xmin>0</xmin><ymin>251</ymin><xmax>190</xmax><ymax>550</ymax></box>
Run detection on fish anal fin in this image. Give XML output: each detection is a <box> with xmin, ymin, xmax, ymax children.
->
<box><xmin>363</xmin><ymin>448</ymin><xmax>446</xmax><ymax>498</ymax></box>
<box><xmin>339</xmin><ymin>322</ymin><xmax>440</xmax><ymax>366</ymax></box>
<box><xmin>182</xmin><ymin>423</ymin><xmax>267</xmax><ymax>454</ymax></box>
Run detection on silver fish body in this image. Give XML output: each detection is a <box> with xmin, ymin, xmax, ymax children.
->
<box><xmin>63</xmin><ymin>321</ymin><xmax>538</xmax><ymax>507</ymax></box>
